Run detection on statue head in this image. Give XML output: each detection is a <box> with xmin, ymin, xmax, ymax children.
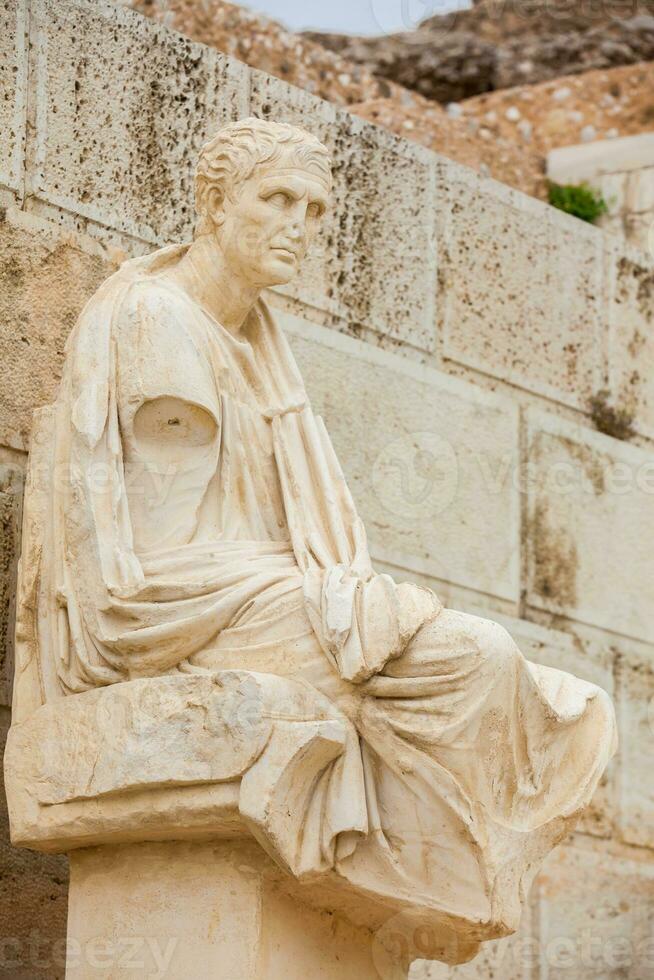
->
<box><xmin>194</xmin><ymin>117</ymin><xmax>332</xmax><ymax>289</ymax></box>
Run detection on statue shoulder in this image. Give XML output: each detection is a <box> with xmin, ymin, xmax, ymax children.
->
<box><xmin>114</xmin><ymin>276</ymin><xmax>197</xmax><ymax>354</ymax></box>
<box><xmin>118</xmin><ymin>275</ymin><xmax>188</xmax><ymax>323</ymax></box>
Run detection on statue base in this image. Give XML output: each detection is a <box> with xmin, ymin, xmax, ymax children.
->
<box><xmin>65</xmin><ymin>839</ymin><xmax>384</xmax><ymax>979</ymax></box>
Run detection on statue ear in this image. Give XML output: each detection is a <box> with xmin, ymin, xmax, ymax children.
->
<box><xmin>206</xmin><ymin>185</ymin><xmax>226</xmax><ymax>228</ymax></box>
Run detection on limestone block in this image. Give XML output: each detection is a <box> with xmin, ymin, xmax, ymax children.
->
<box><xmin>607</xmin><ymin>244</ymin><xmax>654</xmax><ymax>439</ymax></box>
<box><xmin>525</xmin><ymin>409</ymin><xmax>654</xmax><ymax>643</ymax></box>
<box><xmin>251</xmin><ymin>71</ymin><xmax>438</xmax><ymax>351</ymax></box>
<box><xmin>597</xmin><ymin>212</ymin><xmax>626</xmax><ymax>239</ymax></box>
<box><xmin>439</xmin><ymin>162</ymin><xmax>604</xmax><ymax>409</ymax></box>
<box><xmin>66</xmin><ymin>840</ymin><xmax>379</xmax><ymax>980</ymax></box>
<box><xmin>0</xmin><ymin>0</ymin><xmax>27</xmax><ymax>194</ymax></box>
<box><xmin>534</xmin><ymin>841</ymin><xmax>654</xmax><ymax>979</ymax></box>
<box><xmin>0</xmin><ymin>708</ymin><xmax>68</xmax><ymax>980</ymax></box>
<box><xmin>625</xmin><ymin>167</ymin><xmax>654</xmax><ymax>215</ymax></box>
<box><xmin>615</xmin><ymin>645</ymin><xmax>654</xmax><ymax>849</ymax></box>
<box><xmin>0</xmin><ymin>464</ymin><xmax>24</xmax><ymax>707</ymax></box>
<box><xmin>598</xmin><ymin>171</ymin><xmax>627</xmax><ymax>218</ymax></box>
<box><xmin>10</xmin><ymin>673</ymin><xmax>272</xmax><ymax>806</ymax></box>
<box><xmin>27</xmin><ymin>0</ymin><xmax>249</xmax><ymax>243</ymax></box>
<box><xmin>0</xmin><ymin>209</ymin><xmax>109</xmax><ymax>451</ymax></box>
<box><xmin>547</xmin><ymin>132</ymin><xmax>654</xmax><ymax>183</ymax></box>
<box><xmin>283</xmin><ymin>313</ymin><xmax>520</xmax><ymax>603</ymax></box>
<box><xmin>5</xmin><ymin>670</ymin><xmax>349</xmax><ymax>858</ymax></box>
<box><xmin>624</xmin><ymin>213</ymin><xmax>654</xmax><ymax>254</ymax></box>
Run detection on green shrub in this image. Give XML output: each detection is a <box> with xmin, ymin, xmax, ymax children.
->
<box><xmin>547</xmin><ymin>181</ymin><xmax>609</xmax><ymax>224</ymax></box>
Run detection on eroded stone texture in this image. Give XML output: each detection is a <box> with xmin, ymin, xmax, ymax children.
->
<box><xmin>615</xmin><ymin>646</ymin><xmax>654</xmax><ymax>849</ymax></box>
<box><xmin>0</xmin><ymin>210</ymin><xmax>109</xmax><ymax>451</ymax></box>
<box><xmin>283</xmin><ymin>313</ymin><xmax>521</xmax><ymax>604</ymax></box>
<box><xmin>608</xmin><ymin>247</ymin><xmax>654</xmax><ymax>439</ymax></box>
<box><xmin>251</xmin><ymin>72</ymin><xmax>438</xmax><ymax>351</ymax></box>
<box><xmin>0</xmin><ymin>0</ymin><xmax>27</xmax><ymax>195</ymax></box>
<box><xmin>439</xmin><ymin>161</ymin><xmax>604</xmax><ymax>409</ymax></box>
<box><xmin>535</xmin><ymin>841</ymin><xmax>654</xmax><ymax>979</ymax></box>
<box><xmin>0</xmin><ymin>464</ymin><xmax>23</xmax><ymax>708</ymax></box>
<box><xmin>28</xmin><ymin>0</ymin><xmax>249</xmax><ymax>243</ymax></box>
<box><xmin>526</xmin><ymin>410</ymin><xmax>654</xmax><ymax>643</ymax></box>
<box><xmin>0</xmin><ymin>708</ymin><xmax>68</xmax><ymax>980</ymax></box>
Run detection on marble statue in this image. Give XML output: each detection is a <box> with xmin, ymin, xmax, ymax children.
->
<box><xmin>5</xmin><ymin>118</ymin><xmax>617</xmax><ymax>974</ymax></box>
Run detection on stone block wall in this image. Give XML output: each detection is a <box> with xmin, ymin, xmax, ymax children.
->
<box><xmin>0</xmin><ymin>1</ymin><xmax>653</xmax><ymax>977</ymax></box>
<box><xmin>548</xmin><ymin>132</ymin><xmax>654</xmax><ymax>255</ymax></box>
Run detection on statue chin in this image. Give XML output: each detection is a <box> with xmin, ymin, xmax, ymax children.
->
<box><xmin>266</xmin><ymin>259</ymin><xmax>300</xmax><ymax>286</ymax></box>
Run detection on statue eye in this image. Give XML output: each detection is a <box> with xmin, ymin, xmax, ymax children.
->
<box><xmin>266</xmin><ymin>191</ymin><xmax>292</xmax><ymax>209</ymax></box>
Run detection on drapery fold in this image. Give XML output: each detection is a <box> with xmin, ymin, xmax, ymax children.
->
<box><xmin>14</xmin><ymin>243</ymin><xmax>436</xmax><ymax>709</ymax></box>
<box><xmin>11</xmin><ymin>244</ymin><xmax>617</xmax><ymax>951</ymax></box>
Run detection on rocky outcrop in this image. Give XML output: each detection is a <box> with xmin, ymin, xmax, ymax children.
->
<box><xmin>305</xmin><ymin>1</ymin><xmax>654</xmax><ymax>103</ymax></box>
<box><xmin>459</xmin><ymin>61</ymin><xmax>654</xmax><ymax>157</ymax></box>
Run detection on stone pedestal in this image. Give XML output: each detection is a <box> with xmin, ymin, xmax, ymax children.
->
<box><xmin>66</xmin><ymin>839</ymin><xmax>380</xmax><ymax>979</ymax></box>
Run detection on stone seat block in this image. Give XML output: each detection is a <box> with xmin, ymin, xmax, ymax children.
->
<box><xmin>4</xmin><ymin>670</ymin><xmax>348</xmax><ymax>856</ymax></box>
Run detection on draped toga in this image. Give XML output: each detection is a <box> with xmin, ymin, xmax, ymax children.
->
<box><xmin>14</xmin><ymin>245</ymin><xmax>617</xmax><ymax>950</ymax></box>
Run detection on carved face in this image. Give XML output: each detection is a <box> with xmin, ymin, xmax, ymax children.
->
<box><xmin>214</xmin><ymin>156</ymin><xmax>330</xmax><ymax>288</ymax></box>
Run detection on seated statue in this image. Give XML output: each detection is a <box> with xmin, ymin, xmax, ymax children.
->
<box><xmin>10</xmin><ymin>117</ymin><xmax>616</xmax><ymax>962</ymax></box>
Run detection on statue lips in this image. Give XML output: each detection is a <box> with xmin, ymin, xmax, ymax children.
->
<box><xmin>271</xmin><ymin>245</ymin><xmax>299</xmax><ymax>263</ymax></box>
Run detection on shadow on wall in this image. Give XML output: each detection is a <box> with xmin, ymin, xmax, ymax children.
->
<box><xmin>0</xmin><ymin>708</ymin><xmax>69</xmax><ymax>980</ymax></box>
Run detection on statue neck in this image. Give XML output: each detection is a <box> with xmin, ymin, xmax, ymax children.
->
<box><xmin>170</xmin><ymin>236</ymin><xmax>261</xmax><ymax>337</ymax></box>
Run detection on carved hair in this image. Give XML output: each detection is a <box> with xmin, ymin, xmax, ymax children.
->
<box><xmin>194</xmin><ymin>116</ymin><xmax>332</xmax><ymax>237</ymax></box>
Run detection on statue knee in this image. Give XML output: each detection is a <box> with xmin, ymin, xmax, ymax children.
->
<box><xmin>458</xmin><ymin>613</ymin><xmax>519</xmax><ymax>673</ymax></box>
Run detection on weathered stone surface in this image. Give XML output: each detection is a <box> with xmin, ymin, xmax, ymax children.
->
<box><xmin>0</xmin><ymin>0</ymin><xmax>27</xmax><ymax>195</ymax></box>
<box><xmin>0</xmin><ymin>708</ymin><xmax>68</xmax><ymax>980</ymax></box>
<box><xmin>607</xmin><ymin>245</ymin><xmax>654</xmax><ymax>439</ymax></box>
<box><xmin>251</xmin><ymin>71</ymin><xmax>438</xmax><ymax>351</ymax></box>
<box><xmin>283</xmin><ymin>313</ymin><xmax>520</xmax><ymax>603</ymax></box>
<box><xmin>28</xmin><ymin>0</ymin><xmax>249</xmax><ymax>243</ymax></box>
<box><xmin>548</xmin><ymin>132</ymin><xmax>654</xmax><ymax>184</ymax></box>
<box><xmin>615</xmin><ymin>644</ymin><xmax>654</xmax><ymax>849</ymax></box>
<box><xmin>525</xmin><ymin>410</ymin><xmax>654</xmax><ymax>643</ymax></box>
<box><xmin>0</xmin><ymin>464</ymin><xmax>23</xmax><ymax>708</ymax></box>
<box><xmin>439</xmin><ymin>162</ymin><xmax>604</xmax><ymax>409</ymax></box>
<box><xmin>10</xmin><ymin>674</ymin><xmax>271</xmax><ymax>807</ymax></box>
<box><xmin>0</xmin><ymin>209</ymin><xmax>109</xmax><ymax>451</ymax></box>
<box><xmin>126</xmin><ymin>0</ymin><xmax>401</xmax><ymax>109</ymax></box>
<box><xmin>67</xmin><ymin>840</ymin><xmax>379</xmax><ymax>980</ymax></box>
<box><xmin>535</xmin><ymin>840</ymin><xmax>654</xmax><ymax>979</ymax></box>
<box><xmin>547</xmin><ymin>133</ymin><xmax>654</xmax><ymax>253</ymax></box>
